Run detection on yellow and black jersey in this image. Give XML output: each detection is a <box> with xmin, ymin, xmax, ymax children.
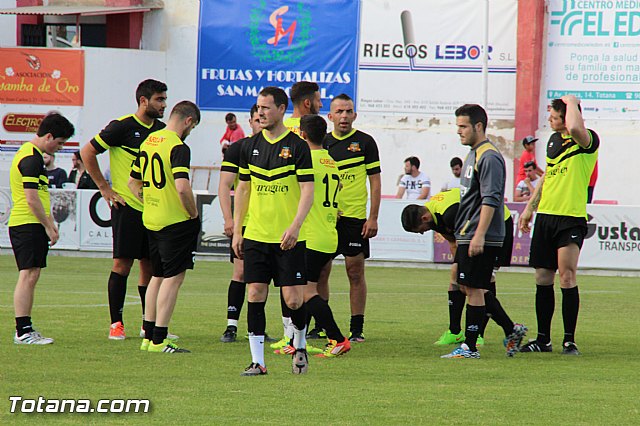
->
<box><xmin>284</xmin><ymin>117</ymin><xmax>301</xmax><ymax>136</ymax></box>
<box><xmin>220</xmin><ymin>138</ymin><xmax>249</xmax><ymax>226</ymax></box>
<box><xmin>9</xmin><ymin>142</ymin><xmax>49</xmax><ymax>227</ymax></box>
<box><xmin>130</xmin><ymin>129</ymin><xmax>191</xmax><ymax>231</ymax></box>
<box><xmin>538</xmin><ymin>130</ymin><xmax>599</xmax><ymax>218</ymax></box>
<box><xmin>91</xmin><ymin>114</ymin><xmax>165</xmax><ymax>212</ymax></box>
<box><xmin>239</xmin><ymin>129</ymin><xmax>313</xmax><ymax>243</ymax></box>
<box><xmin>324</xmin><ymin>129</ymin><xmax>381</xmax><ymax>220</ymax></box>
<box><xmin>301</xmin><ymin>149</ymin><xmax>341</xmax><ymax>253</ymax></box>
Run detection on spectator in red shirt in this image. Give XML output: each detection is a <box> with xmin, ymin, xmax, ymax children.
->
<box><xmin>517</xmin><ymin>135</ymin><xmax>544</xmax><ymax>183</ymax></box>
<box><xmin>220</xmin><ymin>113</ymin><xmax>245</xmax><ymax>154</ymax></box>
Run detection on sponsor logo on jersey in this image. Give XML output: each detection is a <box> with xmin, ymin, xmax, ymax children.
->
<box><xmin>279</xmin><ymin>146</ymin><xmax>291</xmax><ymax>158</ymax></box>
<box><xmin>347</xmin><ymin>142</ymin><xmax>361</xmax><ymax>152</ymax></box>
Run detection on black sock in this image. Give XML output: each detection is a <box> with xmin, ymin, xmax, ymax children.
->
<box><xmin>536</xmin><ymin>284</ymin><xmax>555</xmax><ymax>344</ymax></box>
<box><xmin>152</xmin><ymin>326</ymin><xmax>168</xmax><ymax>345</ymax></box>
<box><xmin>280</xmin><ymin>289</ymin><xmax>292</xmax><ymax>318</ymax></box>
<box><xmin>290</xmin><ymin>303</ymin><xmax>307</xmax><ymax>331</ymax></box>
<box><xmin>143</xmin><ymin>320</ymin><xmax>155</xmax><ymax>341</ymax></box>
<box><xmin>561</xmin><ymin>286</ymin><xmax>580</xmax><ymax>344</ymax></box>
<box><xmin>306</xmin><ymin>295</ymin><xmax>344</xmax><ymax>341</ymax></box>
<box><xmin>227</xmin><ymin>280</ymin><xmax>246</xmax><ymax>321</ymax></box>
<box><xmin>138</xmin><ymin>285</ymin><xmax>147</xmax><ymax>316</ymax></box>
<box><xmin>350</xmin><ymin>314</ymin><xmax>364</xmax><ymax>334</ymax></box>
<box><xmin>488</xmin><ymin>280</ymin><xmax>497</xmax><ymax>296</ymax></box>
<box><xmin>465</xmin><ymin>305</ymin><xmax>485</xmax><ymax>352</ymax></box>
<box><xmin>479</xmin><ymin>281</ymin><xmax>498</xmax><ymax>337</ymax></box>
<box><xmin>247</xmin><ymin>301</ymin><xmax>266</xmax><ymax>336</ymax></box>
<box><xmin>15</xmin><ymin>316</ymin><xmax>33</xmax><ymax>337</ymax></box>
<box><xmin>448</xmin><ymin>290</ymin><xmax>466</xmax><ymax>334</ymax></box>
<box><xmin>108</xmin><ymin>271</ymin><xmax>128</xmax><ymax>324</ymax></box>
<box><xmin>484</xmin><ymin>291</ymin><xmax>514</xmax><ymax>337</ymax></box>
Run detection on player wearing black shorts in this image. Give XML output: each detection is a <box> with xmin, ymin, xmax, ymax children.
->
<box><xmin>440</xmin><ymin>104</ymin><xmax>526</xmax><ymax>359</ymax></box>
<box><xmin>232</xmin><ymin>87</ymin><xmax>314</xmax><ymax>375</ymax></box>
<box><xmin>81</xmin><ymin>79</ymin><xmax>168</xmax><ymax>340</ymax></box>
<box><xmin>518</xmin><ymin>95</ymin><xmax>599</xmax><ymax>356</ymax></box>
<box><xmin>9</xmin><ymin>113</ymin><xmax>75</xmax><ymax>344</ymax></box>
<box><xmin>129</xmin><ymin>101</ymin><xmax>201</xmax><ymax>354</ymax></box>
<box><xmin>218</xmin><ymin>104</ymin><xmax>276</xmax><ymax>343</ymax></box>
<box><xmin>323</xmin><ymin>94</ymin><xmax>381</xmax><ymax>342</ymax></box>
<box><xmin>401</xmin><ymin>189</ymin><xmax>519</xmax><ymax>348</ymax></box>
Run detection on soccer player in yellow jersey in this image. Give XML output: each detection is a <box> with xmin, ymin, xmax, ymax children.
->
<box><xmin>9</xmin><ymin>113</ymin><xmax>75</xmax><ymax>344</ymax></box>
<box><xmin>129</xmin><ymin>101</ymin><xmax>200</xmax><ymax>354</ymax></box>
<box><xmin>519</xmin><ymin>95</ymin><xmax>599</xmax><ymax>356</ymax></box>
<box><xmin>284</xmin><ymin>114</ymin><xmax>351</xmax><ymax>358</ymax></box>
<box><xmin>218</xmin><ymin>104</ymin><xmax>276</xmax><ymax>343</ymax></box>
<box><xmin>82</xmin><ymin>79</ymin><xmax>168</xmax><ymax>340</ymax></box>
<box><xmin>233</xmin><ymin>87</ymin><xmax>314</xmax><ymax>375</ymax></box>
<box><xmin>323</xmin><ymin>94</ymin><xmax>381</xmax><ymax>342</ymax></box>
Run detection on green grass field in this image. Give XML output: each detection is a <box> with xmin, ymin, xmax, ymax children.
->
<box><xmin>0</xmin><ymin>254</ymin><xmax>639</xmax><ymax>425</ymax></box>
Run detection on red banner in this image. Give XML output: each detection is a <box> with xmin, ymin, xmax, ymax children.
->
<box><xmin>0</xmin><ymin>48</ymin><xmax>85</xmax><ymax>106</ymax></box>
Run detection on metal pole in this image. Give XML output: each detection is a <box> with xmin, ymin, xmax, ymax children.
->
<box><xmin>482</xmin><ymin>0</ymin><xmax>489</xmax><ymax>108</ymax></box>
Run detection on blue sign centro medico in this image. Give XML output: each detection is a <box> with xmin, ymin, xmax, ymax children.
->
<box><xmin>197</xmin><ymin>0</ymin><xmax>360</xmax><ymax>113</ymax></box>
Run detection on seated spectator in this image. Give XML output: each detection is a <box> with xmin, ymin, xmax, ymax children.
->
<box><xmin>587</xmin><ymin>161</ymin><xmax>598</xmax><ymax>203</ymax></box>
<box><xmin>219</xmin><ymin>112</ymin><xmax>245</xmax><ymax>154</ymax></box>
<box><xmin>396</xmin><ymin>156</ymin><xmax>431</xmax><ymax>200</ymax></box>
<box><xmin>43</xmin><ymin>152</ymin><xmax>68</xmax><ymax>188</ymax></box>
<box><xmin>514</xmin><ymin>160</ymin><xmax>540</xmax><ymax>202</ymax></box>
<box><xmin>517</xmin><ymin>135</ymin><xmax>544</xmax><ymax>183</ymax></box>
<box><xmin>68</xmin><ymin>150</ymin><xmax>98</xmax><ymax>189</ymax></box>
<box><xmin>441</xmin><ymin>156</ymin><xmax>463</xmax><ymax>191</ymax></box>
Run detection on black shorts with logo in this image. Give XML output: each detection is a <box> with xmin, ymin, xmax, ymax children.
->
<box><xmin>243</xmin><ymin>239</ymin><xmax>307</xmax><ymax>286</ymax></box>
<box><xmin>111</xmin><ymin>203</ymin><xmax>149</xmax><ymax>259</ymax></box>
<box><xmin>305</xmin><ymin>249</ymin><xmax>334</xmax><ymax>283</ymax></box>
<box><xmin>10</xmin><ymin>223</ymin><xmax>49</xmax><ymax>270</ymax></box>
<box><xmin>454</xmin><ymin>244</ymin><xmax>501</xmax><ymax>290</ymax></box>
<box><xmin>336</xmin><ymin>217</ymin><xmax>370</xmax><ymax>259</ymax></box>
<box><xmin>529</xmin><ymin>213</ymin><xmax>587</xmax><ymax>271</ymax></box>
<box><xmin>496</xmin><ymin>217</ymin><xmax>514</xmax><ymax>267</ymax></box>
<box><xmin>148</xmin><ymin>218</ymin><xmax>201</xmax><ymax>278</ymax></box>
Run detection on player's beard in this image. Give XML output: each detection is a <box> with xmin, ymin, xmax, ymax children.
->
<box><xmin>146</xmin><ymin>105</ymin><xmax>163</xmax><ymax>119</ymax></box>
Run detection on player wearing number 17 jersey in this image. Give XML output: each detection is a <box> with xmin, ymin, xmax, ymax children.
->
<box><xmin>129</xmin><ymin>101</ymin><xmax>201</xmax><ymax>354</ymax></box>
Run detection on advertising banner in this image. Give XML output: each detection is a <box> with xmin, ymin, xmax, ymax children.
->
<box><xmin>78</xmin><ymin>190</ymin><xmax>112</xmax><ymax>251</ymax></box>
<box><xmin>0</xmin><ymin>48</ymin><xmax>85</xmax><ymax>106</ymax></box>
<box><xmin>196</xmin><ymin>0</ymin><xmax>360</xmax><ymax>113</ymax></box>
<box><xmin>370</xmin><ymin>199</ymin><xmax>434</xmax><ymax>262</ymax></box>
<box><xmin>542</xmin><ymin>0</ymin><xmax>640</xmax><ymax>119</ymax></box>
<box><xmin>196</xmin><ymin>193</ymin><xmax>228</xmax><ymax>254</ymax></box>
<box><xmin>358</xmin><ymin>0</ymin><xmax>517</xmax><ymax>117</ymax></box>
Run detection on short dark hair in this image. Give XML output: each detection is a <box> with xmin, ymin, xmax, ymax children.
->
<box><xmin>135</xmin><ymin>79</ymin><xmax>167</xmax><ymax>106</ymax></box>
<box><xmin>404</xmin><ymin>156</ymin><xmax>420</xmax><ymax>169</ymax></box>
<box><xmin>450</xmin><ymin>157</ymin><xmax>463</xmax><ymax>168</ymax></box>
<box><xmin>524</xmin><ymin>161</ymin><xmax>536</xmax><ymax>169</ymax></box>
<box><xmin>300</xmin><ymin>114</ymin><xmax>327</xmax><ymax>146</ymax></box>
<box><xmin>401</xmin><ymin>204</ymin><xmax>425</xmax><ymax>233</ymax></box>
<box><xmin>455</xmin><ymin>104</ymin><xmax>488</xmax><ymax>132</ymax></box>
<box><xmin>250</xmin><ymin>103</ymin><xmax>258</xmax><ymax>117</ymax></box>
<box><xmin>551</xmin><ymin>98</ymin><xmax>582</xmax><ymax>122</ymax></box>
<box><xmin>171</xmin><ymin>100</ymin><xmax>201</xmax><ymax>124</ymax></box>
<box><xmin>73</xmin><ymin>150</ymin><xmax>82</xmax><ymax>162</ymax></box>
<box><xmin>290</xmin><ymin>81</ymin><xmax>319</xmax><ymax>106</ymax></box>
<box><xmin>259</xmin><ymin>86</ymin><xmax>288</xmax><ymax>110</ymax></box>
<box><xmin>225</xmin><ymin>113</ymin><xmax>236</xmax><ymax>122</ymax></box>
<box><xmin>331</xmin><ymin>93</ymin><xmax>353</xmax><ymax>106</ymax></box>
<box><xmin>37</xmin><ymin>113</ymin><xmax>75</xmax><ymax>139</ymax></box>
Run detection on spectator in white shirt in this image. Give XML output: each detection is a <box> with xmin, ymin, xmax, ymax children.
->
<box><xmin>514</xmin><ymin>160</ymin><xmax>540</xmax><ymax>202</ymax></box>
<box><xmin>396</xmin><ymin>156</ymin><xmax>431</xmax><ymax>200</ymax></box>
<box><xmin>441</xmin><ymin>156</ymin><xmax>463</xmax><ymax>191</ymax></box>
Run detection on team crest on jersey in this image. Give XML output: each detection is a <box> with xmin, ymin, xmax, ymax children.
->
<box><xmin>347</xmin><ymin>142</ymin><xmax>361</xmax><ymax>152</ymax></box>
<box><xmin>279</xmin><ymin>146</ymin><xmax>292</xmax><ymax>158</ymax></box>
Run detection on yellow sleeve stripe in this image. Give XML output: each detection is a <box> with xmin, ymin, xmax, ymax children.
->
<box><xmin>336</xmin><ymin>156</ymin><xmax>364</xmax><ymax>167</ymax></box>
<box><xmin>221</xmin><ymin>161</ymin><xmax>238</xmax><ymax>168</ymax></box>
<box><xmin>172</xmin><ymin>166</ymin><xmax>190</xmax><ymax>174</ymax></box>
<box><xmin>94</xmin><ymin>134</ymin><xmax>110</xmax><ymax>150</ymax></box>
<box><xmin>22</xmin><ymin>176</ymin><xmax>39</xmax><ymax>183</ymax></box>
<box><xmin>366</xmin><ymin>161</ymin><xmax>381</xmax><ymax>169</ymax></box>
<box><xmin>248</xmin><ymin>163</ymin><xmax>295</xmax><ymax>177</ymax></box>
<box><xmin>296</xmin><ymin>168</ymin><xmax>314</xmax><ymax>176</ymax></box>
<box><xmin>239</xmin><ymin>167</ymin><xmax>250</xmax><ymax>175</ymax></box>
